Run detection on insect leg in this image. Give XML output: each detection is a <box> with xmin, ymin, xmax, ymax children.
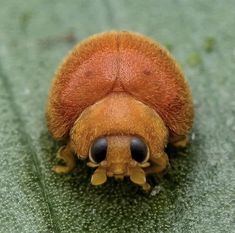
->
<box><xmin>52</xmin><ymin>144</ymin><xmax>76</xmax><ymax>174</ymax></box>
<box><xmin>169</xmin><ymin>134</ymin><xmax>189</xmax><ymax>148</ymax></box>
<box><xmin>144</xmin><ymin>152</ymin><xmax>170</xmax><ymax>175</ymax></box>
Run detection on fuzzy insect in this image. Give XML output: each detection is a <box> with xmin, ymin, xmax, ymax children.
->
<box><xmin>46</xmin><ymin>31</ymin><xmax>194</xmax><ymax>191</ymax></box>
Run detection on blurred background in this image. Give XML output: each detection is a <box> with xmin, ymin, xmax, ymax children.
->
<box><xmin>0</xmin><ymin>0</ymin><xmax>234</xmax><ymax>233</ymax></box>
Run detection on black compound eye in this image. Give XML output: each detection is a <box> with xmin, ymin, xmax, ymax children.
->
<box><xmin>130</xmin><ymin>137</ymin><xmax>149</xmax><ymax>163</ymax></box>
<box><xmin>89</xmin><ymin>138</ymin><xmax>107</xmax><ymax>163</ymax></box>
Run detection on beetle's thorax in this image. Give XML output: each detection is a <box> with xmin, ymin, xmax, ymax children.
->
<box><xmin>70</xmin><ymin>92</ymin><xmax>168</xmax><ymax>158</ymax></box>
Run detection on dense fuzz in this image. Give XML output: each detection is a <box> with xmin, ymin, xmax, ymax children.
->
<box><xmin>47</xmin><ymin>31</ymin><xmax>193</xmax><ymax>139</ymax></box>
<box><xmin>70</xmin><ymin>93</ymin><xmax>168</xmax><ymax>157</ymax></box>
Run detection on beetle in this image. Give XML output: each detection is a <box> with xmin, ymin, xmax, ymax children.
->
<box><xmin>46</xmin><ymin>31</ymin><xmax>194</xmax><ymax>191</ymax></box>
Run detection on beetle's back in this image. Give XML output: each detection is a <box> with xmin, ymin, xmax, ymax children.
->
<box><xmin>47</xmin><ymin>31</ymin><xmax>193</xmax><ymax>139</ymax></box>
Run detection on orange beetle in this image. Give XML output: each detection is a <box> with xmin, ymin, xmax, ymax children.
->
<box><xmin>46</xmin><ymin>31</ymin><xmax>194</xmax><ymax>191</ymax></box>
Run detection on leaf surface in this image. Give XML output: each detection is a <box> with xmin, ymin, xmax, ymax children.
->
<box><xmin>0</xmin><ymin>1</ymin><xmax>234</xmax><ymax>232</ymax></box>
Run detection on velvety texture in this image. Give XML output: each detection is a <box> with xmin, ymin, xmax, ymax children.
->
<box><xmin>70</xmin><ymin>93</ymin><xmax>168</xmax><ymax>157</ymax></box>
<box><xmin>47</xmin><ymin>31</ymin><xmax>193</xmax><ymax>139</ymax></box>
<box><xmin>0</xmin><ymin>0</ymin><xmax>234</xmax><ymax>233</ymax></box>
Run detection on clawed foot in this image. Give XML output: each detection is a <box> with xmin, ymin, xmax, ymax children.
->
<box><xmin>53</xmin><ymin>145</ymin><xmax>76</xmax><ymax>174</ymax></box>
<box><xmin>141</xmin><ymin>182</ymin><xmax>152</xmax><ymax>192</ymax></box>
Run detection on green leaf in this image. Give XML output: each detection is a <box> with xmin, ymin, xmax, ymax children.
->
<box><xmin>0</xmin><ymin>0</ymin><xmax>234</xmax><ymax>232</ymax></box>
